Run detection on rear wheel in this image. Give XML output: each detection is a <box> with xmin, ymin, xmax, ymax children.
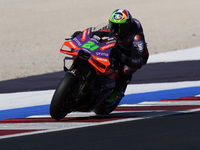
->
<box><xmin>94</xmin><ymin>94</ymin><xmax>123</xmax><ymax>115</ymax></box>
<box><xmin>50</xmin><ymin>73</ymin><xmax>76</xmax><ymax>120</ymax></box>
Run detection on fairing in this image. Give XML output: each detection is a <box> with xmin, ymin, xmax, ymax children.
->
<box><xmin>60</xmin><ymin>26</ymin><xmax>116</xmax><ymax>74</ymax></box>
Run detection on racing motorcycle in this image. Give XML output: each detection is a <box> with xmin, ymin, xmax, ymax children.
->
<box><xmin>50</xmin><ymin>25</ymin><xmax>123</xmax><ymax>120</ymax></box>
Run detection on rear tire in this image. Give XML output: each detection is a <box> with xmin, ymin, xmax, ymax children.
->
<box><xmin>50</xmin><ymin>73</ymin><xmax>76</xmax><ymax>120</ymax></box>
<box><xmin>94</xmin><ymin>94</ymin><xmax>122</xmax><ymax>115</ymax></box>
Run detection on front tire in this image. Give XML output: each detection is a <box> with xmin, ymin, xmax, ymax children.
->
<box><xmin>50</xmin><ymin>72</ymin><xmax>76</xmax><ymax>120</ymax></box>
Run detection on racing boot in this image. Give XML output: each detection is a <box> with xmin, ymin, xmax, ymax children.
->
<box><xmin>105</xmin><ymin>73</ymin><xmax>131</xmax><ymax>104</ymax></box>
<box><xmin>105</xmin><ymin>90</ymin><xmax>124</xmax><ymax>103</ymax></box>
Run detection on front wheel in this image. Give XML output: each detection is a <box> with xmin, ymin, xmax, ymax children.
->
<box><xmin>50</xmin><ymin>72</ymin><xmax>76</xmax><ymax>120</ymax></box>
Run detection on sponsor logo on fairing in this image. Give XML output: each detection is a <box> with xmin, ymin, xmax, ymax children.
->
<box><xmin>69</xmin><ymin>41</ymin><xmax>77</xmax><ymax>49</ymax></box>
<box><xmin>81</xmin><ymin>29</ymin><xmax>88</xmax><ymax>41</ymax></box>
<box><xmin>96</xmin><ymin>57</ymin><xmax>108</xmax><ymax>62</ymax></box>
<box><xmin>96</xmin><ymin>52</ymin><xmax>109</xmax><ymax>57</ymax></box>
<box><xmin>91</xmin><ymin>38</ymin><xmax>99</xmax><ymax>44</ymax></box>
<box><xmin>81</xmin><ymin>48</ymin><xmax>91</xmax><ymax>54</ymax></box>
<box><xmin>105</xmin><ymin>40</ymin><xmax>116</xmax><ymax>45</ymax></box>
<box><xmin>73</xmin><ymin>37</ymin><xmax>82</xmax><ymax>46</ymax></box>
<box><xmin>100</xmin><ymin>43</ymin><xmax>116</xmax><ymax>51</ymax></box>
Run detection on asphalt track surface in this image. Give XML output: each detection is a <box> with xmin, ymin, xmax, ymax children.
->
<box><xmin>1</xmin><ymin>60</ymin><xmax>200</xmax><ymax>93</ymax></box>
<box><xmin>0</xmin><ymin>60</ymin><xmax>200</xmax><ymax>150</ymax></box>
<box><xmin>1</xmin><ymin>112</ymin><xmax>200</xmax><ymax>150</ymax></box>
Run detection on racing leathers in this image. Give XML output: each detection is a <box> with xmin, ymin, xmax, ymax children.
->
<box><xmin>106</xmin><ymin>18</ymin><xmax>149</xmax><ymax>102</ymax></box>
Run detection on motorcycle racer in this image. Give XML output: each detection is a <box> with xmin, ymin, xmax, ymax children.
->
<box><xmin>71</xmin><ymin>9</ymin><xmax>149</xmax><ymax>105</ymax></box>
<box><xmin>105</xmin><ymin>9</ymin><xmax>149</xmax><ymax>103</ymax></box>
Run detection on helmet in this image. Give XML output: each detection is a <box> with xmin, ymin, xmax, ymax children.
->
<box><xmin>109</xmin><ymin>9</ymin><xmax>132</xmax><ymax>38</ymax></box>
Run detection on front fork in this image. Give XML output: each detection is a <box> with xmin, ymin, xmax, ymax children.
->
<box><xmin>63</xmin><ymin>56</ymin><xmax>73</xmax><ymax>72</ymax></box>
<box><xmin>63</xmin><ymin>56</ymin><xmax>96</xmax><ymax>103</ymax></box>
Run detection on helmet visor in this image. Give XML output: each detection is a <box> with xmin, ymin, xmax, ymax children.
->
<box><xmin>109</xmin><ymin>21</ymin><xmax>120</xmax><ymax>35</ymax></box>
<box><xmin>109</xmin><ymin>21</ymin><xmax>130</xmax><ymax>37</ymax></box>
